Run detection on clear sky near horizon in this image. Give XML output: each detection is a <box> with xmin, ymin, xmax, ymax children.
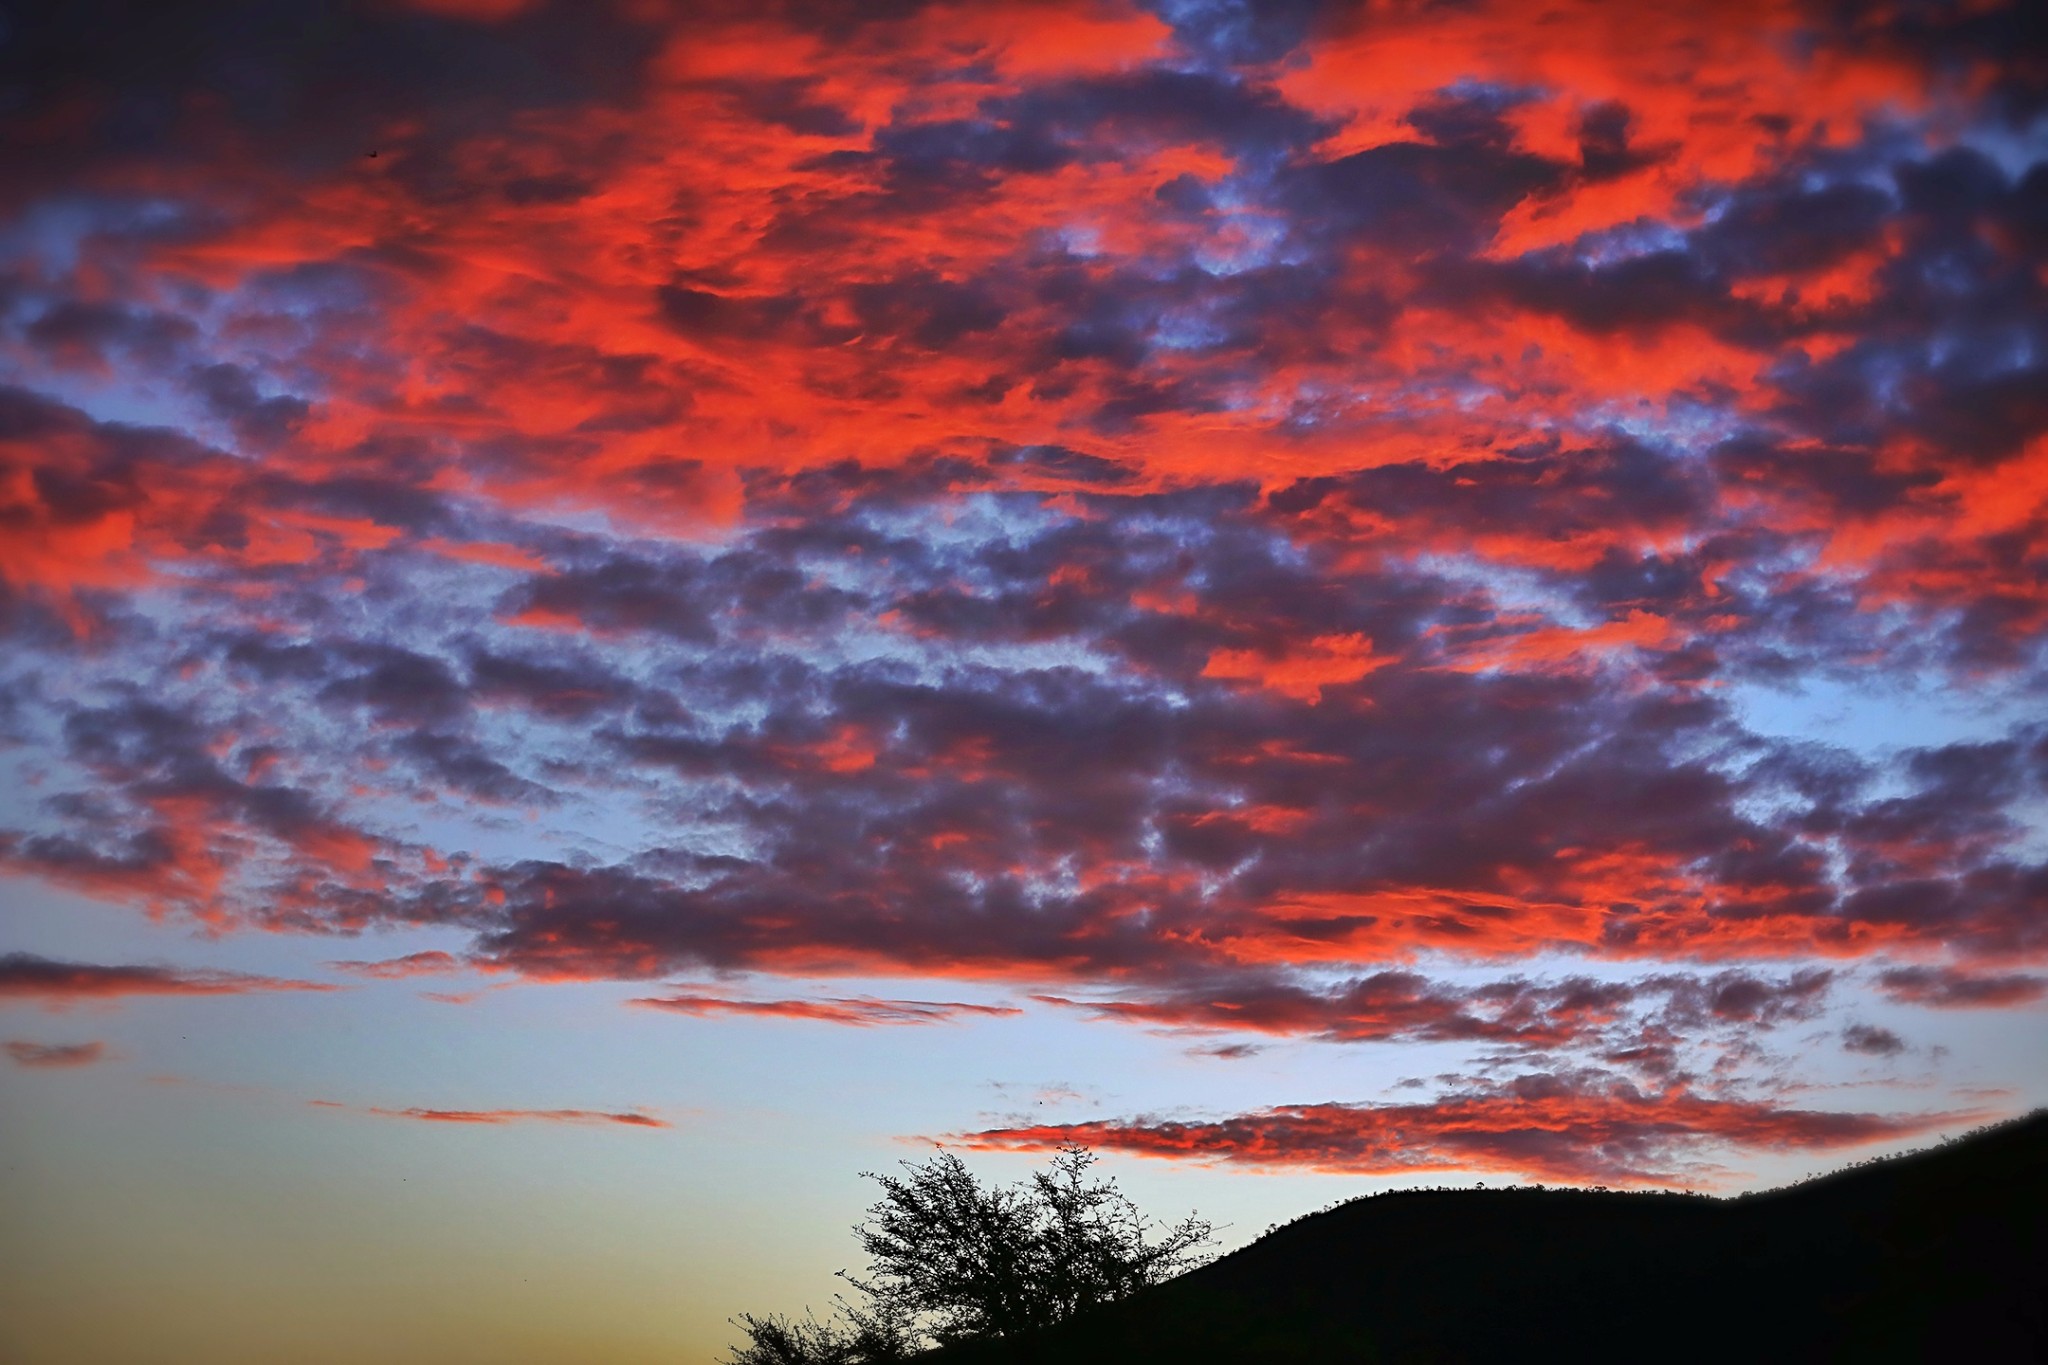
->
<box><xmin>2</xmin><ymin>1</ymin><xmax>2046</xmax><ymax>1360</ymax></box>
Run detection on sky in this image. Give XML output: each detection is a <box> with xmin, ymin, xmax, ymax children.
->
<box><xmin>0</xmin><ymin>0</ymin><xmax>2044</xmax><ymax>1359</ymax></box>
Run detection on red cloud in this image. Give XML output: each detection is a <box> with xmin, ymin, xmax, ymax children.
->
<box><xmin>958</xmin><ymin>1072</ymin><xmax>1980</xmax><ymax>1187</ymax></box>
<box><xmin>0</xmin><ymin>953</ymin><xmax>339</xmax><ymax>1008</ymax></box>
<box><xmin>370</xmin><ymin>1106</ymin><xmax>668</xmax><ymax>1128</ymax></box>
<box><xmin>312</xmin><ymin>1101</ymin><xmax>668</xmax><ymax>1129</ymax></box>
<box><xmin>5</xmin><ymin>1040</ymin><xmax>108</xmax><ymax>1068</ymax></box>
<box><xmin>629</xmin><ymin>991</ymin><xmax>1023</xmax><ymax>1027</ymax></box>
<box><xmin>325</xmin><ymin>951</ymin><xmax>471</xmax><ymax>979</ymax></box>
<box><xmin>1282</xmin><ymin>1</ymin><xmax>1933</xmax><ymax>254</ymax></box>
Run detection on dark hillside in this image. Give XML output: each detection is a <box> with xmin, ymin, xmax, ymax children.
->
<box><xmin>931</xmin><ymin>1112</ymin><xmax>2046</xmax><ymax>1364</ymax></box>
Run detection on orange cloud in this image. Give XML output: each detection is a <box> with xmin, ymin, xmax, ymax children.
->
<box><xmin>1202</xmin><ymin>632</ymin><xmax>1392</xmax><ymax>702</ymax></box>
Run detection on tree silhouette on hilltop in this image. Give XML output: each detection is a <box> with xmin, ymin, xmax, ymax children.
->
<box><xmin>725</xmin><ymin>1145</ymin><xmax>1215</xmax><ymax>1364</ymax></box>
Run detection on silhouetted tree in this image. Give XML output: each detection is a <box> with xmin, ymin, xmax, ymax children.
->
<box><xmin>722</xmin><ymin>1303</ymin><xmax>913</xmax><ymax>1365</ymax></box>
<box><xmin>723</xmin><ymin>1145</ymin><xmax>1215</xmax><ymax>1363</ymax></box>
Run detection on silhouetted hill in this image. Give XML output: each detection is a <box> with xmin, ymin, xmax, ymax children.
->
<box><xmin>930</xmin><ymin>1112</ymin><xmax>2046</xmax><ymax>1364</ymax></box>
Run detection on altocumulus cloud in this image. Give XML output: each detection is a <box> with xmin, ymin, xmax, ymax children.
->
<box><xmin>0</xmin><ymin>0</ymin><xmax>2043</xmax><ymax>1177</ymax></box>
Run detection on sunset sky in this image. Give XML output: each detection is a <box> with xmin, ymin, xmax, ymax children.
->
<box><xmin>2</xmin><ymin>0</ymin><xmax>2045</xmax><ymax>1360</ymax></box>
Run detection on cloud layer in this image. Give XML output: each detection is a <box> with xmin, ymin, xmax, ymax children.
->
<box><xmin>2</xmin><ymin>0</ymin><xmax>2043</xmax><ymax>1176</ymax></box>
<box><xmin>961</xmin><ymin>1070</ymin><xmax>1979</xmax><ymax>1185</ymax></box>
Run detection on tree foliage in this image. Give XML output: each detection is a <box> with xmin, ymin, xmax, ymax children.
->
<box><xmin>724</xmin><ymin>1145</ymin><xmax>1216</xmax><ymax>1363</ymax></box>
<box><xmin>721</xmin><ymin>1305</ymin><xmax>914</xmax><ymax>1365</ymax></box>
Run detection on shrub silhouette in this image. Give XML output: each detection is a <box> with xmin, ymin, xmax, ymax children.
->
<box><xmin>721</xmin><ymin>1305</ymin><xmax>912</xmax><ymax>1365</ymax></box>
<box><xmin>724</xmin><ymin>1145</ymin><xmax>1215</xmax><ymax>1363</ymax></box>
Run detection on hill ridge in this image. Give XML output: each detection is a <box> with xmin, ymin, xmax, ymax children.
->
<box><xmin>933</xmin><ymin>1110</ymin><xmax>2047</xmax><ymax>1364</ymax></box>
